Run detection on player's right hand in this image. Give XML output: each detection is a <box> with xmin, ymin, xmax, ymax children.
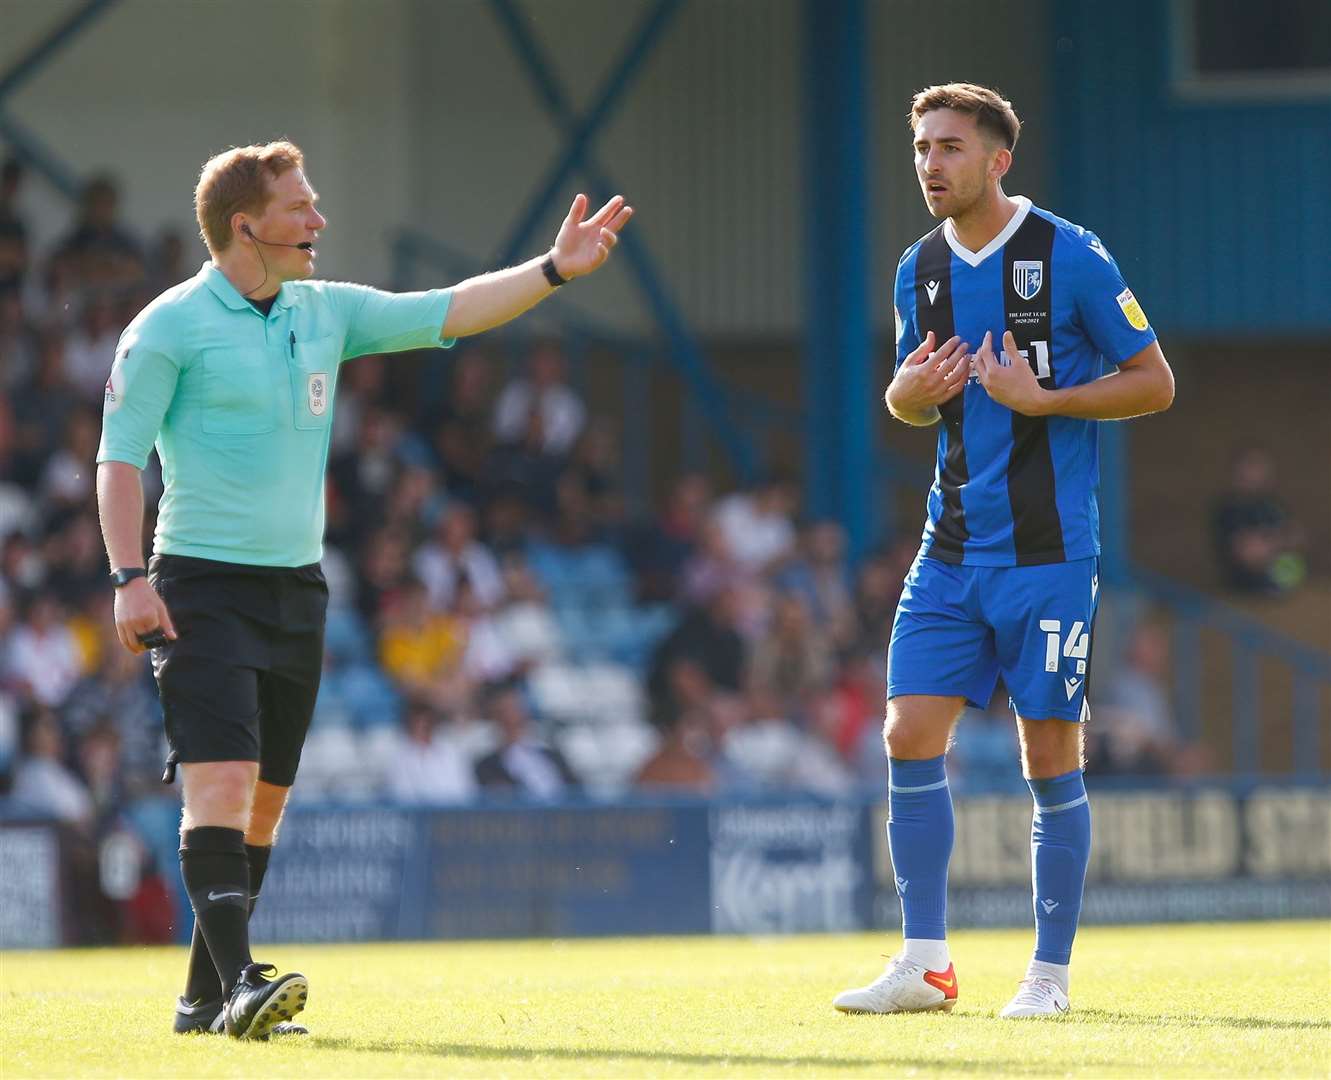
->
<box><xmin>885</xmin><ymin>331</ymin><xmax>972</xmax><ymax>415</ymax></box>
<box><xmin>113</xmin><ymin>577</ymin><xmax>178</xmax><ymax>655</ymax></box>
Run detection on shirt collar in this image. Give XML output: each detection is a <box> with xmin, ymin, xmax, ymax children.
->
<box><xmin>199</xmin><ymin>261</ymin><xmax>297</xmax><ymax>312</ymax></box>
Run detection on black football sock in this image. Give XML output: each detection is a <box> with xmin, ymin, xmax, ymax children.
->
<box><xmin>245</xmin><ymin>843</ymin><xmax>272</xmax><ymax>917</ymax></box>
<box><xmin>179</xmin><ymin>827</ymin><xmax>253</xmax><ymax>998</ymax></box>
<box><xmin>182</xmin><ymin>921</ymin><xmax>223</xmax><ymax>1005</ymax></box>
<box><xmin>181</xmin><ymin>842</ymin><xmax>274</xmax><ymax>1004</ymax></box>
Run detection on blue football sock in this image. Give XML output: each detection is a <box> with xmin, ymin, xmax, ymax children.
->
<box><xmin>1027</xmin><ymin>770</ymin><xmax>1091</xmax><ymax>965</ymax></box>
<box><xmin>887</xmin><ymin>755</ymin><xmax>953</xmax><ymax>941</ymax></box>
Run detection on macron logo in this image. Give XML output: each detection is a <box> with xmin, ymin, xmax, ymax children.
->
<box><xmin>895</xmin><ymin>876</ymin><xmax>909</xmax><ymax>894</ymax></box>
<box><xmin>1064</xmin><ymin>677</ymin><xmax>1082</xmax><ymax>700</ymax></box>
<box><xmin>925</xmin><ymin>281</ymin><xmax>940</xmax><ymax>305</ymax></box>
<box><xmin>1040</xmin><ymin>899</ymin><xmax>1060</xmax><ymax>914</ymax></box>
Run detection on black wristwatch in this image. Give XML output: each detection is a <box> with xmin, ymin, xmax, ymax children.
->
<box><xmin>110</xmin><ymin>567</ymin><xmax>148</xmax><ymax>589</ymax></box>
<box><xmin>540</xmin><ymin>253</ymin><xmax>568</xmax><ymax>288</ymax></box>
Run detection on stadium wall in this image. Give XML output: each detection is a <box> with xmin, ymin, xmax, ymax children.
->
<box><xmin>7</xmin><ymin>0</ymin><xmax>1052</xmax><ymax>337</ymax></box>
<box><xmin>1051</xmin><ymin>0</ymin><xmax>1331</xmax><ymax>334</ymax></box>
<box><xmin>4</xmin><ymin>787</ymin><xmax>1327</xmax><ymax>948</ymax></box>
<box><xmin>2</xmin><ymin>0</ymin><xmax>417</xmax><ymax>291</ymax></box>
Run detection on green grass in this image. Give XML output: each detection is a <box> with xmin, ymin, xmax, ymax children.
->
<box><xmin>2</xmin><ymin>922</ymin><xmax>1328</xmax><ymax>1078</ymax></box>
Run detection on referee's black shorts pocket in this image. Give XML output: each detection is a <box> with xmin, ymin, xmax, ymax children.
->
<box><xmin>154</xmin><ymin>654</ymin><xmax>262</xmax><ymax>767</ymax></box>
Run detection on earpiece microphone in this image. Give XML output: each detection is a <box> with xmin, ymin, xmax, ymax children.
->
<box><xmin>242</xmin><ymin>223</ymin><xmax>313</xmax><ymax>251</ymax></box>
<box><xmin>238</xmin><ymin>222</ymin><xmax>313</xmax><ymax>297</ymax></box>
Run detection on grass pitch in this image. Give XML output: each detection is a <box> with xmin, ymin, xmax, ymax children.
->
<box><xmin>2</xmin><ymin>921</ymin><xmax>1327</xmax><ymax>1078</ymax></box>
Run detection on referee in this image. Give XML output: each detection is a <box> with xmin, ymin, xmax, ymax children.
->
<box><xmin>96</xmin><ymin>141</ymin><xmax>631</xmax><ymax>1039</ymax></box>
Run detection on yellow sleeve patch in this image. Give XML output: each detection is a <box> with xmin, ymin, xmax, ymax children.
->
<box><xmin>1116</xmin><ymin>287</ymin><xmax>1149</xmax><ymax>331</ymax></box>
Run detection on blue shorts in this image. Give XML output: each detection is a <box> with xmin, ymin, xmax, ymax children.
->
<box><xmin>887</xmin><ymin>553</ymin><xmax>1100</xmax><ymax>722</ymax></box>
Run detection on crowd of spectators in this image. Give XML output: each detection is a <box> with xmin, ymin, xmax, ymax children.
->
<box><xmin>1</xmin><ymin>162</ymin><xmax>1201</xmax><ymax>924</ymax></box>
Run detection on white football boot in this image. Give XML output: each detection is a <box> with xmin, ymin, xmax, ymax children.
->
<box><xmin>833</xmin><ymin>955</ymin><xmax>958</xmax><ymax>1014</ymax></box>
<box><xmin>998</xmin><ymin>976</ymin><xmax>1070</xmax><ymax>1018</ymax></box>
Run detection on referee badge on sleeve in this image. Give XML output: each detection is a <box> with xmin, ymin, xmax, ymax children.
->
<box><xmin>103</xmin><ymin>351</ymin><xmax>127</xmax><ymax>415</ymax></box>
<box><xmin>307</xmin><ymin>372</ymin><xmax>329</xmax><ymax>416</ymax></box>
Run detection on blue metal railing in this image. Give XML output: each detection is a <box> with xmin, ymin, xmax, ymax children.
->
<box><xmin>389</xmin><ymin>227</ymin><xmax>1329</xmax><ymax>777</ymax></box>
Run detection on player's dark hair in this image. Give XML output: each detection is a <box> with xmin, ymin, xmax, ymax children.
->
<box><xmin>909</xmin><ymin>83</ymin><xmax>1021</xmax><ymax>150</ymax></box>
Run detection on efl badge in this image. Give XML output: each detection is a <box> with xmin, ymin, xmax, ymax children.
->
<box><xmin>1116</xmin><ymin>287</ymin><xmax>1149</xmax><ymax>331</ymax></box>
<box><xmin>307</xmin><ymin>372</ymin><xmax>328</xmax><ymax>416</ymax></box>
<box><xmin>1013</xmin><ymin>260</ymin><xmax>1043</xmax><ymax>301</ymax></box>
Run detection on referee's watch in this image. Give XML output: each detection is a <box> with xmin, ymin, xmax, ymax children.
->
<box><xmin>110</xmin><ymin>567</ymin><xmax>148</xmax><ymax>589</ymax></box>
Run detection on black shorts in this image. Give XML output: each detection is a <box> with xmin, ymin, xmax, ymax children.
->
<box><xmin>148</xmin><ymin>554</ymin><xmax>328</xmax><ymax>787</ymax></box>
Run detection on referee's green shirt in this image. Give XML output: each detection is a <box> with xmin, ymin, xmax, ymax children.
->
<box><xmin>97</xmin><ymin>262</ymin><xmax>454</xmax><ymax>567</ymax></box>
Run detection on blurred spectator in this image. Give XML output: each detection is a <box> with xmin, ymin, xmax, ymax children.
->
<box><xmin>775</xmin><ymin>520</ymin><xmax>854</xmax><ymax>640</ymax></box>
<box><xmin>0</xmin><ymin>395</ymin><xmax>39</xmax><ymax>538</ymax></box>
<box><xmin>355</xmin><ymin>526</ymin><xmax>412</xmax><ymax>628</ymax></box>
<box><xmin>1211</xmin><ymin>447</ymin><xmax>1306</xmax><ymax>594</ymax></box>
<box><xmin>0</xmin><ymin>156</ymin><xmax>29</xmax><ymax>297</ymax></box>
<box><xmin>2</xmin><ymin>531</ymin><xmax>47</xmax><ymax>594</ymax></box>
<box><xmin>329</xmin><ymin>405</ymin><xmax>406</xmax><ymax>552</ymax></box>
<box><xmin>489</xmin><ymin>557</ymin><xmax>564</xmax><ymax>669</ymax></box>
<box><xmin>454</xmin><ymin>576</ymin><xmax>520</xmax><ymax>684</ymax></box>
<box><xmin>6</xmin><ymin>593</ymin><xmax>84</xmax><ymax>708</ymax></box>
<box><xmin>377</xmin><ymin>577</ymin><xmax>470</xmax><ymax>713</ymax></box>
<box><xmin>62</xmin><ymin>641</ymin><xmax>163</xmax><ymax>796</ymax></box>
<box><xmin>681</xmin><ymin>518</ymin><xmax>751</xmax><ymax>604</ymax></box>
<box><xmin>1091</xmin><ymin>619</ymin><xmax>1208</xmax><ymax>777</ymax></box>
<box><xmin>385</xmin><ymin>701</ymin><xmax>478</xmax><ymax>805</ymax></box>
<box><xmin>431</xmin><ymin>348</ymin><xmax>494</xmax><ymax>504</ymax></box>
<box><xmin>382</xmin><ymin>463</ymin><xmax>441</xmax><ymax>544</ymax></box>
<box><xmin>0</xmin><ymin>289</ymin><xmax>38</xmax><ymax>389</ymax></box>
<box><xmin>850</xmin><ymin>542</ymin><xmax>914</xmax><ymax>655</ymax></box>
<box><xmin>649</xmin><ymin>586</ymin><xmax>746</xmax><ymax>707</ymax></box>
<box><xmin>11</xmin><ymin>707</ymin><xmax>93</xmax><ymax>825</ymax></box>
<box><xmin>11</xmin><ymin>329</ymin><xmax>78</xmax><ymax>469</ymax></box>
<box><xmin>711</xmin><ymin>474</ymin><xmax>797</xmax><ymax>574</ymax></box>
<box><xmin>38</xmin><ymin>410</ymin><xmax>101</xmax><ymax>527</ymax></box>
<box><xmin>474</xmin><ymin>684</ymin><xmax>578</xmax><ymax>798</ymax></box>
<box><xmin>819</xmin><ymin>650</ymin><xmax>886</xmax><ymax>776</ymax></box>
<box><xmin>330</xmin><ymin>353</ymin><xmax>386</xmax><ymax>457</ymax></box>
<box><xmin>493</xmin><ymin>340</ymin><xmax>586</xmax><ymax>454</ymax></box>
<box><xmin>145</xmin><ymin>226</ymin><xmax>189</xmax><ymax>295</ymax></box>
<box><xmin>63</xmin><ymin>295</ymin><xmax>123</xmax><ymax>403</ymax></box>
<box><xmin>748</xmin><ymin>592</ymin><xmax>836</xmax><ymax>707</ymax></box>
<box><xmin>413</xmin><ymin>502</ymin><xmax>504</xmax><ymax>612</ymax></box>
<box><xmin>54</xmin><ymin>174</ymin><xmax>143</xmax><ymax>291</ymax></box>
<box><xmin>635</xmin><ymin>702</ymin><xmax>714</xmax><ymax>793</ymax></box>
<box><xmin>718</xmin><ymin>683</ymin><xmax>851</xmax><ymax>796</ymax></box>
<box><xmin>621</xmin><ymin>472</ymin><xmax>711</xmax><ymax>603</ymax></box>
<box><xmin>482</xmin><ymin>404</ymin><xmax>566</xmax><ymax>523</ymax></box>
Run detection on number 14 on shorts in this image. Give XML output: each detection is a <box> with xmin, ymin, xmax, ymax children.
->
<box><xmin>1039</xmin><ymin>620</ymin><xmax>1089</xmax><ymax>674</ymax></box>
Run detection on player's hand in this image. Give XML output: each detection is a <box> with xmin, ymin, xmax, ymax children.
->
<box><xmin>113</xmin><ymin>577</ymin><xmax>178</xmax><ymax>656</ymax></box>
<box><xmin>974</xmin><ymin>330</ymin><xmax>1050</xmax><ymax>416</ymax></box>
<box><xmin>549</xmin><ymin>194</ymin><xmax>634</xmax><ymax>280</ymax></box>
<box><xmin>885</xmin><ymin>331</ymin><xmax>972</xmax><ymax>415</ymax></box>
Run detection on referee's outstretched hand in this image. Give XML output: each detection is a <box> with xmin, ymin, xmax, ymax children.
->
<box><xmin>549</xmin><ymin>194</ymin><xmax>634</xmax><ymax>279</ymax></box>
<box><xmin>113</xmin><ymin>577</ymin><xmax>178</xmax><ymax>656</ymax></box>
<box><xmin>886</xmin><ymin>331</ymin><xmax>972</xmax><ymax>415</ymax></box>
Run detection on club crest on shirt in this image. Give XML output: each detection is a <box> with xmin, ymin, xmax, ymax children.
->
<box><xmin>307</xmin><ymin>372</ymin><xmax>329</xmax><ymax>416</ymax></box>
<box><xmin>1012</xmin><ymin>260</ymin><xmax>1043</xmax><ymax>301</ymax></box>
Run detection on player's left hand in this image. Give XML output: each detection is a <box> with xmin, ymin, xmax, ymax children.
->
<box><xmin>974</xmin><ymin>330</ymin><xmax>1050</xmax><ymax>416</ymax></box>
<box><xmin>549</xmin><ymin>194</ymin><xmax>634</xmax><ymax>280</ymax></box>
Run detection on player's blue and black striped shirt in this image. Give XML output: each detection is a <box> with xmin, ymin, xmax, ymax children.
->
<box><xmin>894</xmin><ymin>197</ymin><xmax>1157</xmax><ymax>567</ymax></box>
